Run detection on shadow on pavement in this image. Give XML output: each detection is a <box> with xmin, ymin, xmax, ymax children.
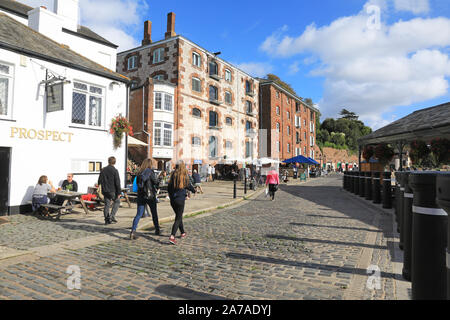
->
<box><xmin>290</xmin><ymin>222</ymin><xmax>381</xmax><ymax>233</ymax></box>
<box><xmin>266</xmin><ymin>234</ymin><xmax>386</xmax><ymax>250</ymax></box>
<box><xmin>278</xmin><ymin>179</ymin><xmax>399</xmax><ymax>262</ymax></box>
<box><xmin>225</xmin><ymin>252</ymin><xmax>400</xmax><ymax>280</ymax></box>
<box><xmin>154</xmin><ymin>284</ymin><xmax>227</xmax><ymax>300</ymax></box>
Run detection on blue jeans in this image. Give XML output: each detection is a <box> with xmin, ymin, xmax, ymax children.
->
<box><xmin>132</xmin><ymin>197</ymin><xmax>159</xmax><ymax>232</ymax></box>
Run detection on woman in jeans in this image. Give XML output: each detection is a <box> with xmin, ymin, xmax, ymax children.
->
<box><xmin>168</xmin><ymin>161</ymin><xmax>196</xmax><ymax>245</ymax></box>
<box><xmin>130</xmin><ymin>158</ymin><xmax>160</xmax><ymax>240</ymax></box>
<box><xmin>265</xmin><ymin>168</ymin><xmax>280</xmax><ymax>201</ymax></box>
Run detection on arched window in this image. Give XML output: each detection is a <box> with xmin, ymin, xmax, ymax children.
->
<box><xmin>209</xmin><ymin>61</ymin><xmax>218</xmax><ymax>76</ymax></box>
<box><xmin>209</xmin><ymin>136</ymin><xmax>217</xmax><ymax>157</ymax></box>
<box><xmin>209</xmin><ymin>85</ymin><xmax>218</xmax><ymax>101</ymax></box>
<box><xmin>192</xmin><ymin>108</ymin><xmax>201</xmax><ymax>118</ymax></box>
<box><xmin>276</xmin><ymin>122</ymin><xmax>280</xmax><ymax>132</ymax></box>
<box><xmin>226</xmin><ymin>117</ymin><xmax>232</xmax><ymax>125</ymax></box>
<box><xmin>246</xmin><ymin>121</ymin><xmax>252</xmax><ymax>132</ymax></box>
<box><xmin>245</xmin><ymin>80</ymin><xmax>252</xmax><ymax>93</ymax></box>
<box><xmin>209</xmin><ymin>111</ymin><xmax>218</xmax><ymax>127</ymax></box>
<box><xmin>225</xmin><ymin>91</ymin><xmax>232</xmax><ymax>105</ymax></box>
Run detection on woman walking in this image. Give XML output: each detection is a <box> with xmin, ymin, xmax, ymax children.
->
<box><xmin>168</xmin><ymin>161</ymin><xmax>196</xmax><ymax>245</ymax></box>
<box><xmin>265</xmin><ymin>168</ymin><xmax>280</xmax><ymax>201</ymax></box>
<box><xmin>130</xmin><ymin>158</ymin><xmax>160</xmax><ymax>240</ymax></box>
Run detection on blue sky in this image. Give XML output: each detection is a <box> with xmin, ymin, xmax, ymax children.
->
<box><xmin>20</xmin><ymin>0</ymin><xmax>450</xmax><ymax>130</ymax></box>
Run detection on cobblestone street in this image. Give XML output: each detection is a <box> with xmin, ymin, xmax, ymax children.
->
<box><xmin>0</xmin><ymin>175</ymin><xmax>409</xmax><ymax>300</ymax></box>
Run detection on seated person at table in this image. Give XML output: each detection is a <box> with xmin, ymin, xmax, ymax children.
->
<box><xmin>52</xmin><ymin>173</ymin><xmax>79</xmax><ymax>206</ymax></box>
<box><xmin>32</xmin><ymin>176</ymin><xmax>56</xmax><ymax>214</ymax></box>
<box><xmin>61</xmin><ymin>174</ymin><xmax>78</xmax><ymax>192</ymax></box>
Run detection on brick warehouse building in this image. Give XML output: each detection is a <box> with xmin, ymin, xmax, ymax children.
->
<box><xmin>259</xmin><ymin>80</ymin><xmax>319</xmax><ymax>161</ymax></box>
<box><xmin>117</xmin><ymin>13</ymin><xmax>259</xmax><ymax>172</ymax></box>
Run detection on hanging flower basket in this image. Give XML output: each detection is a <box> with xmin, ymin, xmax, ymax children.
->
<box><xmin>430</xmin><ymin>138</ymin><xmax>450</xmax><ymax>166</ymax></box>
<box><xmin>409</xmin><ymin>140</ymin><xmax>430</xmax><ymax>166</ymax></box>
<box><xmin>374</xmin><ymin>143</ymin><xmax>394</xmax><ymax>166</ymax></box>
<box><xmin>362</xmin><ymin>145</ymin><xmax>374</xmax><ymax>162</ymax></box>
<box><xmin>110</xmin><ymin>115</ymin><xmax>134</xmax><ymax>149</ymax></box>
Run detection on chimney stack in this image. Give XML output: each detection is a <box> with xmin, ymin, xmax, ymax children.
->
<box><xmin>142</xmin><ymin>20</ymin><xmax>152</xmax><ymax>45</ymax></box>
<box><xmin>165</xmin><ymin>12</ymin><xmax>176</xmax><ymax>39</ymax></box>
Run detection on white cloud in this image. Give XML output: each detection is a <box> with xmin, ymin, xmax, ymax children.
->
<box><xmin>259</xmin><ymin>2</ymin><xmax>450</xmax><ymax>129</ymax></box>
<box><xmin>234</xmin><ymin>62</ymin><xmax>273</xmax><ymax>78</ymax></box>
<box><xmin>18</xmin><ymin>0</ymin><xmax>147</xmax><ymax>51</ymax></box>
<box><xmin>394</xmin><ymin>0</ymin><xmax>430</xmax><ymax>14</ymax></box>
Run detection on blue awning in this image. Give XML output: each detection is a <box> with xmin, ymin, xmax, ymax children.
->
<box><xmin>307</xmin><ymin>157</ymin><xmax>320</xmax><ymax>165</ymax></box>
<box><xmin>282</xmin><ymin>155</ymin><xmax>316</xmax><ymax>164</ymax></box>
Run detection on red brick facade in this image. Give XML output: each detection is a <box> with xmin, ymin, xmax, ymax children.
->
<box><xmin>259</xmin><ymin>82</ymin><xmax>317</xmax><ymax>161</ymax></box>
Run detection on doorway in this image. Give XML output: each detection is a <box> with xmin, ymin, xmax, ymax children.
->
<box><xmin>0</xmin><ymin>147</ymin><xmax>11</xmax><ymax>216</ymax></box>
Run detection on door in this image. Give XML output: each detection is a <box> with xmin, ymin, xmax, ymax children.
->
<box><xmin>0</xmin><ymin>147</ymin><xmax>11</xmax><ymax>215</ymax></box>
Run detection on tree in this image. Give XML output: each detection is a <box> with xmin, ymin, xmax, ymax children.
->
<box><xmin>266</xmin><ymin>74</ymin><xmax>297</xmax><ymax>96</ymax></box>
<box><xmin>339</xmin><ymin>109</ymin><xmax>359</xmax><ymax>121</ymax></box>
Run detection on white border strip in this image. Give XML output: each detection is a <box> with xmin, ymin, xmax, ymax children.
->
<box><xmin>412</xmin><ymin>206</ymin><xmax>448</xmax><ymax>216</ymax></box>
<box><xmin>404</xmin><ymin>193</ymin><xmax>413</xmax><ymax>199</ymax></box>
<box><xmin>447</xmin><ymin>251</ymin><xmax>450</xmax><ymax>269</ymax></box>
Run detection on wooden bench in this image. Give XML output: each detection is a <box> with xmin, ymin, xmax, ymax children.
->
<box><xmin>40</xmin><ymin>204</ymin><xmax>66</xmax><ymax>220</ymax></box>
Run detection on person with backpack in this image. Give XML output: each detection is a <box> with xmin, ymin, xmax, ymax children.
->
<box><xmin>168</xmin><ymin>161</ymin><xmax>196</xmax><ymax>245</ymax></box>
<box><xmin>130</xmin><ymin>158</ymin><xmax>160</xmax><ymax>240</ymax></box>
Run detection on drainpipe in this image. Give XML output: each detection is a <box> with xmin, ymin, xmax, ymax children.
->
<box><xmin>142</xmin><ymin>83</ymin><xmax>151</xmax><ymax>158</ymax></box>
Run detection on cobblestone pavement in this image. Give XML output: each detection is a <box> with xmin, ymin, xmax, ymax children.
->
<box><xmin>0</xmin><ymin>175</ymin><xmax>408</xmax><ymax>300</ymax></box>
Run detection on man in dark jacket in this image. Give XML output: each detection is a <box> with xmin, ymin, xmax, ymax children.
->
<box><xmin>98</xmin><ymin>156</ymin><xmax>122</xmax><ymax>225</ymax></box>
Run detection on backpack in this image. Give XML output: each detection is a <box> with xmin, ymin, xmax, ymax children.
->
<box><xmin>137</xmin><ymin>171</ymin><xmax>155</xmax><ymax>201</ymax></box>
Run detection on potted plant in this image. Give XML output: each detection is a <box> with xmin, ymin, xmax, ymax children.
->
<box><xmin>430</xmin><ymin>138</ymin><xmax>450</xmax><ymax>167</ymax></box>
<box><xmin>374</xmin><ymin>143</ymin><xmax>394</xmax><ymax>167</ymax></box>
<box><xmin>409</xmin><ymin>140</ymin><xmax>430</xmax><ymax>167</ymax></box>
<box><xmin>110</xmin><ymin>115</ymin><xmax>134</xmax><ymax>149</ymax></box>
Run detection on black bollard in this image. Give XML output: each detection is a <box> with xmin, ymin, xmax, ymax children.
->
<box><xmin>436</xmin><ymin>173</ymin><xmax>450</xmax><ymax>299</ymax></box>
<box><xmin>410</xmin><ymin>172</ymin><xmax>448</xmax><ymax>300</ymax></box>
<box><xmin>244</xmin><ymin>176</ymin><xmax>247</xmax><ymax>195</ymax></box>
<box><xmin>350</xmin><ymin>172</ymin><xmax>355</xmax><ymax>193</ymax></box>
<box><xmin>382</xmin><ymin>172</ymin><xmax>392</xmax><ymax>209</ymax></box>
<box><xmin>233</xmin><ymin>179</ymin><xmax>237</xmax><ymax>199</ymax></box>
<box><xmin>372</xmin><ymin>172</ymin><xmax>381</xmax><ymax>204</ymax></box>
<box><xmin>394</xmin><ymin>171</ymin><xmax>401</xmax><ymax>224</ymax></box>
<box><xmin>402</xmin><ymin>172</ymin><xmax>412</xmax><ymax>281</ymax></box>
<box><xmin>359</xmin><ymin>171</ymin><xmax>366</xmax><ymax>197</ymax></box>
<box><xmin>343</xmin><ymin>171</ymin><xmax>347</xmax><ymax>190</ymax></box>
<box><xmin>365</xmin><ymin>171</ymin><xmax>373</xmax><ymax>200</ymax></box>
<box><xmin>398</xmin><ymin>172</ymin><xmax>406</xmax><ymax>249</ymax></box>
<box><xmin>354</xmin><ymin>171</ymin><xmax>360</xmax><ymax>195</ymax></box>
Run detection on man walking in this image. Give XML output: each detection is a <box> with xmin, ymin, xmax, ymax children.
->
<box><xmin>98</xmin><ymin>156</ymin><xmax>122</xmax><ymax>225</ymax></box>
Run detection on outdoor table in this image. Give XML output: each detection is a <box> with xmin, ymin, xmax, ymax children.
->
<box><xmin>48</xmin><ymin>191</ymin><xmax>89</xmax><ymax>215</ymax></box>
<box><xmin>121</xmin><ymin>188</ymin><xmax>131</xmax><ymax>208</ymax></box>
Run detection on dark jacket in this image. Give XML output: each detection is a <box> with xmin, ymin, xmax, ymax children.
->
<box><xmin>168</xmin><ymin>175</ymin><xmax>196</xmax><ymax>202</ymax></box>
<box><xmin>192</xmin><ymin>172</ymin><xmax>201</xmax><ymax>184</ymax></box>
<box><xmin>98</xmin><ymin>165</ymin><xmax>121</xmax><ymax>197</ymax></box>
<box><xmin>137</xmin><ymin>168</ymin><xmax>159</xmax><ymax>201</ymax></box>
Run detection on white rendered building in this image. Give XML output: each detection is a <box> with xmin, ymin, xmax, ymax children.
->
<box><xmin>0</xmin><ymin>1</ymin><xmax>129</xmax><ymax>215</ymax></box>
